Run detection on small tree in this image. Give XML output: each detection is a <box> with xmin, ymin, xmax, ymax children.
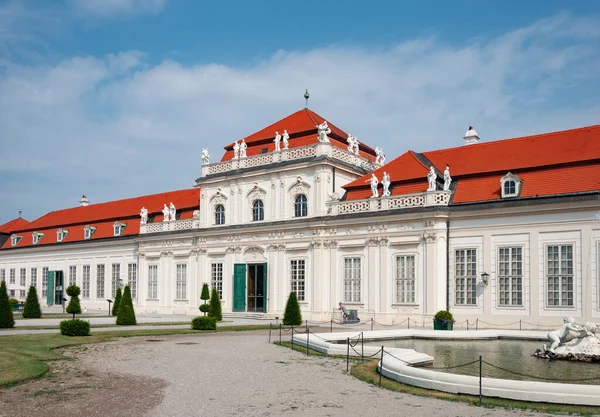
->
<box><xmin>207</xmin><ymin>287</ymin><xmax>222</xmax><ymax>322</ymax></box>
<box><xmin>22</xmin><ymin>286</ymin><xmax>42</xmax><ymax>318</ymax></box>
<box><xmin>66</xmin><ymin>285</ymin><xmax>81</xmax><ymax>319</ymax></box>
<box><xmin>0</xmin><ymin>281</ymin><xmax>15</xmax><ymax>328</ymax></box>
<box><xmin>283</xmin><ymin>292</ymin><xmax>302</xmax><ymax>325</ymax></box>
<box><xmin>112</xmin><ymin>288</ymin><xmax>122</xmax><ymax>316</ymax></box>
<box><xmin>199</xmin><ymin>283</ymin><xmax>210</xmax><ymax>316</ymax></box>
<box><xmin>116</xmin><ymin>285</ymin><xmax>136</xmax><ymax>325</ymax></box>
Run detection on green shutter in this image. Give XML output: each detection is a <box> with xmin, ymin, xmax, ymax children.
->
<box><xmin>47</xmin><ymin>271</ymin><xmax>55</xmax><ymax>305</ymax></box>
<box><xmin>232</xmin><ymin>264</ymin><xmax>246</xmax><ymax>312</ymax></box>
<box><xmin>262</xmin><ymin>262</ymin><xmax>268</xmax><ymax>313</ymax></box>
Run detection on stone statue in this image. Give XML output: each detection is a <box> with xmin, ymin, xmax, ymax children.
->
<box><xmin>427</xmin><ymin>166</ymin><xmax>437</xmax><ymax>191</ymax></box>
<box><xmin>346</xmin><ymin>135</ymin><xmax>354</xmax><ymax>152</ymax></box>
<box><xmin>274</xmin><ymin>131</ymin><xmax>281</xmax><ymax>151</ymax></box>
<box><xmin>169</xmin><ymin>202</ymin><xmax>176</xmax><ymax>221</ymax></box>
<box><xmin>316</xmin><ymin>121</ymin><xmax>331</xmax><ymax>143</ymax></box>
<box><xmin>382</xmin><ymin>172</ymin><xmax>391</xmax><ymax>197</ymax></box>
<box><xmin>375</xmin><ymin>146</ymin><xmax>386</xmax><ymax>165</ymax></box>
<box><xmin>535</xmin><ymin>317</ymin><xmax>600</xmax><ymax>360</ymax></box>
<box><xmin>240</xmin><ymin>139</ymin><xmax>247</xmax><ymax>158</ymax></box>
<box><xmin>140</xmin><ymin>207</ymin><xmax>148</xmax><ymax>224</ymax></box>
<box><xmin>352</xmin><ymin>136</ymin><xmax>359</xmax><ymax>155</ymax></box>
<box><xmin>282</xmin><ymin>130</ymin><xmax>289</xmax><ymax>149</ymax></box>
<box><xmin>201</xmin><ymin>148</ymin><xmax>210</xmax><ymax>165</ymax></box>
<box><xmin>443</xmin><ymin>165</ymin><xmax>452</xmax><ymax>191</ymax></box>
<box><xmin>368</xmin><ymin>173</ymin><xmax>379</xmax><ymax>198</ymax></box>
<box><xmin>162</xmin><ymin>204</ymin><xmax>170</xmax><ymax>222</ymax></box>
<box><xmin>233</xmin><ymin>141</ymin><xmax>240</xmax><ymax>159</ymax></box>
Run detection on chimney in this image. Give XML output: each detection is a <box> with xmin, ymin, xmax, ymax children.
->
<box><xmin>79</xmin><ymin>195</ymin><xmax>89</xmax><ymax>207</ymax></box>
<box><xmin>463</xmin><ymin>126</ymin><xmax>480</xmax><ymax>145</ymax></box>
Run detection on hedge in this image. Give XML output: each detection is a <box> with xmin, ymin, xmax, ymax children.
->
<box><xmin>191</xmin><ymin>316</ymin><xmax>217</xmax><ymax>330</ymax></box>
<box><xmin>60</xmin><ymin>319</ymin><xmax>91</xmax><ymax>336</ymax></box>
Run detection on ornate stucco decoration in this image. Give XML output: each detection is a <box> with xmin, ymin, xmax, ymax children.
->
<box><xmin>421</xmin><ymin>233</ymin><xmax>437</xmax><ymax>243</ymax></box>
<box><xmin>246</xmin><ymin>182</ymin><xmax>267</xmax><ymax>202</ymax></box>
<box><xmin>288</xmin><ymin>176</ymin><xmax>311</xmax><ymax>197</ymax></box>
<box><xmin>368</xmin><ymin>225</ymin><xmax>388</xmax><ymax>233</ymax></box>
<box><xmin>210</xmin><ymin>188</ymin><xmax>228</xmax><ymax>205</ymax></box>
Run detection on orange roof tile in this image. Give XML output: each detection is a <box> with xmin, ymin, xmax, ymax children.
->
<box><xmin>0</xmin><ymin>217</ymin><xmax>30</xmax><ymax>234</ymax></box>
<box><xmin>345</xmin><ymin>152</ymin><xmax>429</xmax><ymax>189</ymax></box>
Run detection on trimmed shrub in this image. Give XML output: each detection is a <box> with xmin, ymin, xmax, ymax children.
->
<box><xmin>60</xmin><ymin>319</ymin><xmax>91</xmax><ymax>336</ymax></box>
<box><xmin>283</xmin><ymin>292</ymin><xmax>302</xmax><ymax>325</ymax></box>
<box><xmin>8</xmin><ymin>298</ymin><xmax>18</xmax><ymax>305</ymax></box>
<box><xmin>191</xmin><ymin>316</ymin><xmax>217</xmax><ymax>330</ymax></box>
<box><xmin>112</xmin><ymin>288</ymin><xmax>122</xmax><ymax>316</ymax></box>
<box><xmin>66</xmin><ymin>285</ymin><xmax>81</xmax><ymax>319</ymax></box>
<box><xmin>199</xmin><ymin>304</ymin><xmax>210</xmax><ymax>314</ymax></box>
<box><xmin>116</xmin><ymin>285</ymin><xmax>136</xmax><ymax>325</ymax></box>
<box><xmin>207</xmin><ymin>287</ymin><xmax>222</xmax><ymax>322</ymax></box>
<box><xmin>200</xmin><ymin>283</ymin><xmax>210</xmax><ymax>316</ymax></box>
<box><xmin>434</xmin><ymin>310</ymin><xmax>453</xmax><ymax>322</ymax></box>
<box><xmin>0</xmin><ymin>281</ymin><xmax>15</xmax><ymax>328</ymax></box>
<box><xmin>22</xmin><ymin>286</ymin><xmax>42</xmax><ymax>318</ymax></box>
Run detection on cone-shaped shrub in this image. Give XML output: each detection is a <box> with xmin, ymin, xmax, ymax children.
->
<box><xmin>0</xmin><ymin>281</ymin><xmax>15</xmax><ymax>328</ymax></box>
<box><xmin>208</xmin><ymin>287</ymin><xmax>222</xmax><ymax>322</ymax></box>
<box><xmin>200</xmin><ymin>283</ymin><xmax>210</xmax><ymax>316</ymax></box>
<box><xmin>283</xmin><ymin>292</ymin><xmax>302</xmax><ymax>325</ymax></box>
<box><xmin>116</xmin><ymin>285</ymin><xmax>136</xmax><ymax>325</ymax></box>
<box><xmin>22</xmin><ymin>286</ymin><xmax>42</xmax><ymax>318</ymax></box>
<box><xmin>112</xmin><ymin>288</ymin><xmax>122</xmax><ymax>316</ymax></box>
<box><xmin>66</xmin><ymin>285</ymin><xmax>81</xmax><ymax>319</ymax></box>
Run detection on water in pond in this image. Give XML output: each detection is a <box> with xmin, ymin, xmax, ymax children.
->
<box><xmin>366</xmin><ymin>339</ymin><xmax>600</xmax><ymax>385</ymax></box>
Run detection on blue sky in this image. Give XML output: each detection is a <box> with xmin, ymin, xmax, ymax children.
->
<box><xmin>1</xmin><ymin>0</ymin><xmax>599</xmax><ymax>224</ymax></box>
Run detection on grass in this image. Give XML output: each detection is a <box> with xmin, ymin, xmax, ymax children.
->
<box><xmin>0</xmin><ymin>321</ymin><xmax>193</xmax><ymax>331</ymax></box>
<box><xmin>0</xmin><ymin>324</ymin><xmax>270</xmax><ymax>387</ymax></box>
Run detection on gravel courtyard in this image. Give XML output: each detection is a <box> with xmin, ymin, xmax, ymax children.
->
<box><xmin>1</xmin><ymin>330</ymin><xmax>560</xmax><ymax>417</ymax></box>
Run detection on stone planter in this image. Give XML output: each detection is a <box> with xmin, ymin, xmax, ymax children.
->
<box><xmin>433</xmin><ymin>319</ymin><xmax>453</xmax><ymax>330</ymax></box>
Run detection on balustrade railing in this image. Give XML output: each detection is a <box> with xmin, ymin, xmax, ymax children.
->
<box><xmin>330</xmin><ymin>190</ymin><xmax>452</xmax><ymax>215</ymax></box>
<box><xmin>140</xmin><ymin>218</ymin><xmax>199</xmax><ymax>234</ymax></box>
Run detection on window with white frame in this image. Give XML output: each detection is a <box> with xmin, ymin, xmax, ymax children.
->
<box><xmin>9</xmin><ymin>268</ymin><xmax>15</xmax><ymax>284</ymax></box>
<box><xmin>546</xmin><ymin>245</ymin><xmax>574</xmax><ymax>307</ymax></box>
<box><xmin>57</xmin><ymin>229</ymin><xmax>68</xmax><ymax>242</ymax></box>
<box><xmin>498</xmin><ymin>247</ymin><xmax>523</xmax><ymax>306</ymax></box>
<box><xmin>97</xmin><ymin>264</ymin><xmax>105</xmax><ymax>299</ymax></box>
<box><xmin>11</xmin><ymin>234</ymin><xmax>21</xmax><ymax>247</ymax></box>
<box><xmin>31</xmin><ymin>268</ymin><xmax>37</xmax><ymax>288</ymax></box>
<box><xmin>176</xmin><ymin>264</ymin><xmax>187</xmax><ymax>300</ymax></box>
<box><xmin>211</xmin><ymin>262</ymin><xmax>223</xmax><ymax>299</ymax></box>
<box><xmin>114</xmin><ymin>222</ymin><xmax>125</xmax><ymax>237</ymax></box>
<box><xmin>112</xmin><ymin>264</ymin><xmax>120</xmax><ymax>298</ymax></box>
<box><xmin>215</xmin><ymin>204</ymin><xmax>225</xmax><ymax>225</ymax></box>
<box><xmin>84</xmin><ymin>225</ymin><xmax>96</xmax><ymax>240</ymax></box>
<box><xmin>343</xmin><ymin>258</ymin><xmax>361</xmax><ymax>303</ymax></box>
<box><xmin>0</xmin><ymin>269</ymin><xmax>5</xmax><ymax>283</ymax></box>
<box><xmin>395</xmin><ymin>255</ymin><xmax>416</xmax><ymax>304</ymax></box>
<box><xmin>42</xmin><ymin>267</ymin><xmax>48</xmax><ymax>297</ymax></box>
<box><xmin>500</xmin><ymin>172</ymin><xmax>522</xmax><ymax>198</ymax></box>
<box><xmin>19</xmin><ymin>289</ymin><xmax>25</xmax><ymax>298</ymax></box>
<box><xmin>20</xmin><ymin>268</ymin><xmax>26</xmax><ymax>287</ymax></box>
<box><xmin>128</xmin><ymin>263</ymin><xmax>137</xmax><ymax>299</ymax></box>
<box><xmin>294</xmin><ymin>194</ymin><xmax>308</xmax><ymax>217</ymax></box>
<box><xmin>252</xmin><ymin>200</ymin><xmax>264</xmax><ymax>221</ymax></box>
<box><xmin>9</xmin><ymin>290</ymin><xmax>15</xmax><ymax>297</ymax></box>
<box><xmin>82</xmin><ymin>265</ymin><xmax>90</xmax><ymax>298</ymax></box>
<box><xmin>69</xmin><ymin>265</ymin><xmax>77</xmax><ymax>286</ymax></box>
<box><xmin>32</xmin><ymin>232</ymin><xmax>43</xmax><ymax>245</ymax></box>
<box><xmin>455</xmin><ymin>249</ymin><xmax>477</xmax><ymax>305</ymax></box>
<box><xmin>148</xmin><ymin>265</ymin><xmax>158</xmax><ymax>299</ymax></box>
<box><xmin>290</xmin><ymin>259</ymin><xmax>306</xmax><ymax>301</ymax></box>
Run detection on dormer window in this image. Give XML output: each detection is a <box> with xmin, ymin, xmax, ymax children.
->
<box><xmin>84</xmin><ymin>225</ymin><xmax>96</xmax><ymax>240</ymax></box>
<box><xmin>10</xmin><ymin>234</ymin><xmax>22</xmax><ymax>247</ymax></box>
<box><xmin>32</xmin><ymin>232</ymin><xmax>44</xmax><ymax>245</ymax></box>
<box><xmin>500</xmin><ymin>172</ymin><xmax>522</xmax><ymax>198</ymax></box>
<box><xmin>113</xmin><ymin>222</ymin><xmax>126</xmax><ymax>237</ymax></box>
<box><xmin>57</xmin><ymin>229</ymin><xmax>69</xmax><ymax>242</ymax></box>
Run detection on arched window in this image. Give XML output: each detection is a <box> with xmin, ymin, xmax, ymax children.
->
<box><xmin>252</xmin><ymin>199</ymin><xmax>264</xmax><ymax>221</ymax></box>
<box><xmin>294</xmin><ymin>194</ymin><xmax>308</xmax><ymax>217</ymax></box>
<box><xmin>503</xmin><ymin>180</ymin><xmax>516</xmax><ymax>196</ymax></box>
<box><xmin>215</xmin><ymin>204</ymin><xmax>225</xmax><ymax>225</ymax></box>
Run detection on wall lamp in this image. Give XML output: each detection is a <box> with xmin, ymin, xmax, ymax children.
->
<box><xmin>481</xmin><ymin>272</ymin><xmax>490</xmax><ymax>286</ymax></box>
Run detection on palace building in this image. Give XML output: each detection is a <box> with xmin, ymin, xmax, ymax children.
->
<box><xmin>1</xmin><ymin>107</ymin><xmax>599</xmax><ymax>325</ymax></box>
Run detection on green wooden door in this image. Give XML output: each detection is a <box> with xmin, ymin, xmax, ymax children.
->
<box><xmin>47</xmin><ymin>271</ymin><xmax>55</xmax><ymax>305</ymax></box>
<box><xmin>232</xmin><ymin>264</ymin><xmax>246</xmax><ymax>312</ymax></box>
<box><xmin>262</xmin><ymin>262</ymin><xmax>267</xmax><ymax>313</ymax></box>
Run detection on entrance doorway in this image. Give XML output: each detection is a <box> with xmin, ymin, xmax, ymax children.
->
<box><xmin>247</xmin><ymin>264</ymin><xmax>265</xmax><ymax>312</ymax></box>
<box><xmin>232</xmin><ymin>263</ymin><xmax>267</xmax><ymax>313</ymax></box>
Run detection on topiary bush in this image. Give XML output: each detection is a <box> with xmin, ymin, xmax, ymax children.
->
<box><xmin>60</xmin><ymin>319</ymin><xmax>91</xmax><ymax>336</ymax></box>
<box><xmin>191</xmin><ymin>316</ymin><xmax>217</xmax><ymax>330</ymax></box>
<box><xmin>116</xmin><ymin>285</ymin><xmax>136</xmax><ymax>325</ymax></box>
<box><xmin>112</xmin><ymin>288</ymin><xmax>122</xmax><ymax>316</ymax></box>
<box><xmin>283</xmin><ymin>292</ymin><xmax>302</xmax><ymax>325</ymax></box>
<box><xmin>434</xmin><ymin>310</ymin><xmax>453</xmax><ymax>321</ymax></box>
<box><xmin>208</xmin><ymin>287</ymin><xmax>222</xmax><ymax>322</ymax></box>
<box><xmin>8</xmin><ymin>298</ymin><xmax>18</xmax><ymax>305</ymax></box>
<box><xmin>0</xmin><ymin>281</ymin><xmax>15</xmax><ymax>329</ymax></box>
<box><xmin>22</xmin><ymin>285</ymin><xmax>42</xmax><ymax>318</ymax></box>
<box><xmin>200</xmin><ymin>283</ymin><xmax>210</xmax><ymax>316</ymax></box>
<box><xmin>199</xmin><ymin>304</ymin><xmax>210</xmax><ymax>314</ymax></box>
<box><xmin>66</xmin><ymin>285</ymin><xmax>81</xmax><ymax>319</ymax></box>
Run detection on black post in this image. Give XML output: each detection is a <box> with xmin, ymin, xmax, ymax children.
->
<box><xmin>479</xmin><ymin>355</ymin><xmax>482</xmax><ymax>407</ymax></box>
<box><xmin>519</xmin><ymin>319</ymin><xmax>522</xmax><ymax>331</ymax></box>
<box><xmin>370</xmin><ymin>318</ymin><xmax>374</xmax><ymax>331</ymax></box>
<box><xmin>467</xmin><ymin>319</ymin><xmax>469</xmax><ymax>331</ymax></box>
<box><xmin>279</xmin><ymin>324</ymin><xmax>282</xmax><ymax>344</ymax></box>
<box><xmin>291</xmin><ymin>325</ymin><xmax>294</xmax><ymax>351</ymax></box>
<box><xmin>305</xmin><ymin>319</ymin><xmax>308</xmax><ymax>333</ymax></box>
<box><xmin>269</xmin><ymin>325</ymin><xmax>272</xmax><ymax>343</ymax></box>
<box><xmin>306</xmin><ymin>330</ymin><xmax>309</xmax><ymax>356</ymax></box>
<box><xmin>346</xmin><ymin>337</ymin><xmax>350</xmax><ymax>373</ymax></box>
<box><xmin>476</xmin><ymin>318</ymin><xmax>479</xmax><ymax>331</ymax></box>
<box><xmin>361</xmin><ymin>332</ymin><xmax>364</xmax><ymax>363</ymax></box>
<box><xmin>407</xmin><ymin>318</ymin><xmax>410</xmax><ymax>329</ymax></box>
<box><xmin>379</xmin><ymin>346</ymin><xmax>384</xmax><ymax>387</ymax></box>
<box><xmin>106</xmin><ymin>299</ymin><xmax>112</xmax><ymax>316</ymax></box>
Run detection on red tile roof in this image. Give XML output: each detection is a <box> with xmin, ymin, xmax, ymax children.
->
<box><xmin>0</xmin><ymin>217</ymin><xmax>30</xmax><ymax>234</ymax></box>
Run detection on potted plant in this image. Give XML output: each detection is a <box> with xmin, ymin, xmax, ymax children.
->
<box><xmin>433</xmin><ymin>310</ymin><xmax>454</xmax><ymax>330</ymax></box>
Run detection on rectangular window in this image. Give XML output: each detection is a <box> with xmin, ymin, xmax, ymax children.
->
<box><xmin>31</xmin><ymin>268</ymin><xmax>38</xmax><ymax>288</ymax></box>
<box><xmin>395</xmin><ymin>255</ymin><xmax>416</xmax><ymax>304</ymax></box>
<box><xmin>128</xmin><ymin>263</ymin><xmax>137</xmax><ymax>299</ymax></box>
<box><xmin>176</xmin><ymin>264</ymin><xmax>187</xmax><ymax>300</ymax></box>
<box><xmin>9</xmin><ymin>268</ymin><xmax>15</xmax><ymax>284</ymax></box>
<box><xmin>0</xmin><ymin>269</ymin><xmax>4</xmax><ymax>283</ymax></box>
<box><xmin>546</xmin><ymin>245</ymin><xmax>574</xmax><ymax>307</ymax></box>
<box><xmin>20</xmin><ymin>268</ymin><xmax>26</xmax><ymax>287</ymax></box>
<box><xmin>19</xmin><ymin>289</ymin><xmax>25</xmax><ymax>298</ymax></box>
<box><xmin>343</xmin><ymin>258</ymin><xmax>361</xmax><ymax>303</ymax></box>
<box><xmin>69</xmin><ymin>265</ymin><xmax>77</xmax><ymax>286</ymax></box>
<box><xmin>290</xmin><ymin>259</ymin><xmax>306</xmax><ymax>301</ymax></box>
<box><xmin>9</xmin><ymin>290</ymin><xmax>15</xmax><ymax>297</ymax></box>
<box><xmin>82</xmin><ymin>265</ymin><xmax>90</xmax><ymax>298</ymax></box>
<box><xmin>42</xmin><ymin>267</ymin><xmax>48</xmax><ymax>297</ymax></box>
<box><xmin>211</xmin><ymin>263</ymin><xmax>223</xmax><ymax>299</ymax></box>
<box><xmin>148</xmin><ymin>265</ymin><xmax>158</xmax><ymax>299</ymax></box>
<box><xmin>498</xmin><ymin>247</ymin><xmax>523</xmax><ymax>306</ymax></box>
<box><xmin>96</xmin><ymin>264</ymin><xmax>105</xmax><ymax>299</ymax></box>
<box><xmin>112</xmin><ymin>264</ymin><xmax>120</xmax><ymax>298</ymax></box>
<box><xmin>455</xmin><ymin>249</ymin><xmax>477</xmax><ymax>305</ymax></box>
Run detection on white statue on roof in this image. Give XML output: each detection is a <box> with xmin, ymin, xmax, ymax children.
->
<box><xmin>140</xmin><ymin>207</ymin><xmax>148</xmax><ymax>225</ymax></box>
<box><xmin>282</xmin><ymin>130</ymin><xmax>289</xmax><ymax>149</ymax></box>
<box><xmin>316</xmin><ymin>121</ymin><xmax>331</xmax><ymax>143</ymax></box>
<box><xmin>443</xmin><ymin>165</ymin><xmax>452</xmax><ymax>191</ymax></box>
<box><xmin>162</xmin><ymin>204</ymin><xmax>170</xmax><ymax>222</ymax></box>
<box><xmin>346</xmin><ymin>135</ymin><xmax>354</xmax><ymax>152</ymax></box>
<box><xmin>382</xmin><ymin>172</ymin><xmax>391</xmax><ymax>197</ymax></box>
<box><xmin>169</xmin><ymin>202</ymin><xmax>176</xmax><ymax>221</ymax></box>
<box><xmin>368</xmin><ymin>173</ymin><xmax>379</xmax><ymax>198</ymax></box>
<box><xmin>233</xmin><ymin>141</ymin><xmax>240</xmax><ymax>159</ymax></box>
<box><xmin>375</xmin><ymin>146</ymin><xmax>386</xmax><ymax>165</ymax></box>
<box><xmin>274</xmin><ymin>131</ymin><xmax>281</xmax><ymax>152</ymax></box>
<box><xmin>427</xmin><ymin>166</ymin><xmax>437</xmax><ymax>191</ymax></box>
<box><xmin>201</xmin><ymin>148</ymin><xmax>210</xmax><ymax>165</ymax></box>
<box><xmin>240</xmin><ymin>138</ymin><xmax>247</xmax><ymax>158</ymax></box>
<box><xmin>352</xmin><ymin>136</ymin><xmax>360</xmax><ymax>155</ymax></box>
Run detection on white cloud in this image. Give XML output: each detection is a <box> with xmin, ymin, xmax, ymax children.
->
<box><xmin>1</xmin><ymin>13</ymin><xmax>599</xmax><ymax>222</ymax></box>
<box><xmin>70</xmin><ymin>0</ymin><xmax>168</xmax><ymax>17</ymax></box>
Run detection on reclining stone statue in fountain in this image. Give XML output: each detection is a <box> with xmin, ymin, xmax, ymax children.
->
<box><xmin>535</xmin><ymin>317</ymin><xmax>600</xmax><ymax>361</ymax></box>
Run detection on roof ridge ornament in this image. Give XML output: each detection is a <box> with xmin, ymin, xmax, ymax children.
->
<box><xmin>464</xmin><ymin>125</ymin><xmax>480</xmax><ymax>145</ymax></box>
<box><xmin>304</xmin><ymin>89</ymin><xmax>310</xmax><ymax>109</ymax></box>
